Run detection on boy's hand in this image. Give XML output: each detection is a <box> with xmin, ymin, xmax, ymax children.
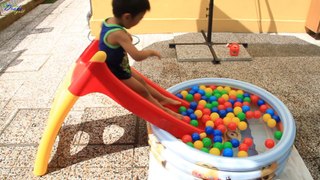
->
<box><xmin>148</xmin><ymin>50</ymin><xmax>161</xmax><ymax>59</ymax></box>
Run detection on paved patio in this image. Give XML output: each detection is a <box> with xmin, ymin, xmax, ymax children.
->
<box><xmin>0</xmin><ymin>0</ymin><xmax>319</xmax><ymax>179</ymax></box>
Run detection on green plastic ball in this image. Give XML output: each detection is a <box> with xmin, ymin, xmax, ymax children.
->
<box><xmin>223</xmin><ymin>142</ymin><xmax>233</xmax><ymax>149</ymax></box>
<box><xmin>186</xmin><ymin>142</ymin><xmax>194</xmax><ymax>147</ymax></box>
<box><xmin>274</xmin><ymin>131</ymin><xmax>283</xmax><ymax>140</ymax></box>
<box><xmin>214</xmin><ymin>93</ymin><xmax>222</xmax><ymax>98</ymax></box>
<box><xmin>190</xmin><ymin>120</ymin><xmax>199</xmax><ymax>127</ymax></box>
<box><xmin>221</xmin><ymin>89</ymin><xmax>228</xmax><ymax>95</ymax></box>
<box><xmin>213</xmin><ymin>142</ymin><xmax>223</xmax><ymax>151</ymax></box>
<box><xmin>236</xmin><ymin>94</ymin><xmax>244</xmax><ymax>99</ymax></box>
<box><xmin>179</xmin><ymin>106</ymin><xmax>187</xmax><ymax>113</ymax></box>
<box><xmin>237</xmin><ymin>112</ymin><xmax>246</xmax><ymax>121</ymax></box>
<box><xmin>243</xmin><ymin>97</ymin><xmax>251</xmax><ymax>103</ymax></box>
<box><xmin>185</xmin><ymin>94</ymin><xmax>194</xmax><ymax>102</ymax></box>
<box><xmin>201</xmin><ymin>147</ymin><xmax>209</xmax><ymax>153</ymax></box>
<box><xmin>205</xmin><ymin>92</ymin><xmax>212</xmax><ymax>98</ymax></box>
<box><xmin>205</xmin><ymin>103</ymin><xmax>213</xmax><ymax>109</ymax></box>
<box><xmin>202</xmin><ymin>137</ymin><xmax>212</xmax><ymax>148</ymax></box>
<box><xmin>211</xmin><ymin>101</ymin><xmax>219</xmax><ymax>107</ymax></box>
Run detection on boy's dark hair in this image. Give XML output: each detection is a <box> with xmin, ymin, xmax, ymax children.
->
<box><xmin>112</xmin><ymin>0</ymin><xmax>150</xmax><ymax>18</ymax></box>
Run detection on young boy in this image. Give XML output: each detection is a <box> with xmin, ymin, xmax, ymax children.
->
<box><xmin>99</xmin><ymin>0</ymin><xmax>182</xmax><ymax>119</ymax></box>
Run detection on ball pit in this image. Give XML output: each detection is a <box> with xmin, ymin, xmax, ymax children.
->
<box><xmin>148</xmin><ymin>78</ymin><xmax>296</xmax><ymax>180</ymax></box>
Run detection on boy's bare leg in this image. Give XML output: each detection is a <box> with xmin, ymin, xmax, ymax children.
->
<box><xmin>122</xmin><ymin>77</ymin><xmax>183</xmax><ymax>119</ymax></box>
<box><xmin>131</xmin><ymin>71</ymin><xmax>181</xmax><ymax>106</ymax></box>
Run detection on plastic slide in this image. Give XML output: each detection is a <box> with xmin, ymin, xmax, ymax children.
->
<box><xmin>33</xmin><ymin>40</ymin><xmax>202</xmax><ymax>176</ymax></box>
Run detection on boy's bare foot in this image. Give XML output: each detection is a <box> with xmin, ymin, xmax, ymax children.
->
<box><xmin>164</xmin><ymin>108</ymin><xmax>183</xmax><ymax>120</ymax></box>
<box><xmin>160</xmin><ymin>97</ymin><xmax>181</xmax><ymax>106</ymax></box>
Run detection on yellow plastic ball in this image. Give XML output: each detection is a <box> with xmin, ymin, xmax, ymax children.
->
<box><xmin>221</xmin><ymin>94</ymin><xmax>229</xmax><ymax>101</ymax></box>
<box><xmin>231</xmin><ymin>117</ymin><xmax>240</xmax><ymax>125</ymax></box>
<box><xmin>209</xmin><ymin>147</ymin><xmax>221</xmax><ymax>156</ymax></box>
<box><xmin>204</xmin><ymin>88</ymin><xmax>213</xmax><ymax>94</ymax></box>
<box><xmin>226</xmin><ymin>112</ymin><xmax>235</xmax><ymax>118</ymax></box>
<box><xmin>198</xmin><ymin>100</ymin><xmax>207</xmax><ymax>106</ymax></box>
<box><xmin>236</xmin><ymin>89</ymin><xmax>244</xmax><ymax>95</ymax></box>
<box><xmin>194</xmin><ymin>110</ymin><xmax>203</xmax><ymax>119</ymax></box>
<box><xmin>223</xmin><ymin>117</ymin><xmax>232</xmax><ymax>125</ymax></box>
<box><xmin>199</xmin><ymin>85</ymin><xmax>206</xmax><ymax>90</ymax></box>
<box><xmin>210</xmin><ymin>113</ymin><xmax>220</xmax><ymax>121</ymax></box>
<box><xmin>238</xmin><ymin>121</ymin><xmax>248</xmax><ymax>131</ymax></box>
<box><xmin>224</xmin><ymin>86</ymin><xmax>231</xmax><ymax>93</ymax></box>
<box><xmin>233</xmin><ymin>107</ymin><xmax>243</xmax><ymax>115</ymax></box>
<box><xmin>238</xmin><ymin>151</ymin><xmax>248</xmax><ymax>157</ymax></box>
<box><xmin>194</xmin><ymin>140</ymin><xmax>204</xmax><ymax>149</ymax></box>
<box><xmin>180</xmin><ymin>90</ymin><xmax>188</xmax><ymax>98</ymax></box>
<box><xmin>205</xmin><ymin>120</ymin><xmax>214</xmax><ymax>127</ymax></box>
<box><xmin>229</xmin><ymin>90</ymin><xmax>237</xmax><ymax>96</ymax></box>
<box><xmin>263</xmin><ymin>114</ymin><xmax>272</xmax><ymax>122</ymax></box>
<box><xmin>217</xmin><ymin>86</ymin><xmax>224</xmax><ymax>92</ymax></box>
<box><xmin>267</xmin><ymin>119</ymin><xmax>277</xmax><ymax>128</ymax></box>
<box><xmin>200</xmin><ymin>132</ymin><xmax>207</xmax><ymax>139</ymax></box>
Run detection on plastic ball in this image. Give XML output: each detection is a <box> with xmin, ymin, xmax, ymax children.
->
<box><xmin>189</xmin><ymin>90</ymin><xmax>196</xmax><ymax>95</ymax></box>
<box><xmin>253</xmin><ymin>110</ymin><xmax>262</xmax><ymax>119</ymax></box>
<box><xmin>219</xmin><ymin>110</ymin><xmax>227</xmax><ymax>118</ymax></box>
<box><xmin>229</xmin><ymin>90</ymin><xmax>237</xmax><ymax>96</ymax></box>
<box><xmin>210</xmin><ymin>112</ymin><xmax>220</xmax><ymax>121</ymax></box>
<box><xmin>263</xmin><ymin>113</ymin><xmax>272</xmax><ymax>122</ymax></box>
<box><xmin>205</xmin><ymin>120</ymin><xmax>214</xmax><ymax>127</ymax></box>
<box><xmin>257</xmin><ymin>99</ymin><xmax>265</xmax><ymax>106</ymax></box>
<box><xmin>198</xmin><ymin>89</ymin><xmax>205</xmax><ymax>96</ymax></box>
<box><xmin>186</xmin><ymin>108</ymin><xmax>194</xmax><ymax>115</ymax></box>
<box><xmin>234</xmin><ymin>102</ymin><xmax>243</xmax><ymax>107</ymax></box>
<box><xmin>199</xmin><ymin>85</ymin><xmax>206</xmax><ymax>90</ymax></box>
<box><xmin>205</xmin><ymin>126</ymin><xmax>215</xmax><ymax>135</ymax></box>
<box><xmin>238</xmin><ymin>151</ymin><xmax>248</xmax><ymax>157</ymax></box>
<box><xmin>274</xmin><ymin>131</ymin><xmax>283</xmax><ymax>140</ymax></box>
<box><xmin>218</xmin><ymin>104</ymin><xmax>226</xmax><ymax>110</ymax></box>
<box><xmin>208</xmin><ymin>96</ymin><xmax>217</xmax><ymax>103</ymax></box>
<box><xmin>259</xmin><ymin>104</ymin><xmax>268</xmax><ymax>113</ymax></box>
<box><xmin>194</xmin><ymin>140</ymin><xmax>204</xmax><ymax>149</ymax></box>
<box><xmin>238</xmin><ymin>121</ymin><xmax>248</xmax><ymax>131</ymax></box>
<box><xmin>205</xmin><ymin>92</ymin><xmax>212</xmax><ymax>98</ymax></box>
<box><xmin>250</xmin><ymin>95</ymin><xmax>259</xmax><ymax>104</ymax></box>
<box><xmin>190</xmin><ymin>120</ymin><xmax>199</xmax><ymax>127</ymax></box>
<box><xmin>191</xmin><ymin>86</ymin><xmax>199</xmax><ymax>92</ymax></box>
<box><xmin>202</xmin><ymin>137</ymin><xmax>212</xmax><ymax>148</ymax></box>
<box><xmin>179</xmin><ymin>106</ymin><xmax>187</xmax><ymax>113</ymax></box>
<box><xmin>213</xmin><ymin>136</ymin><xmax>223</xmax><ymax>143</ymax></box>
<box><xmin>213</xmin><ymin>130</ymin><xmax>223</xmax><ymax>136</ymax></box>
<box><xmin>245</xmin><ymin>111</ymin><xmax>254</xmax><ymax>119</ymax></box>
<box><xmin>189</xmin><ymin>102</ymin><xmax>198</xmax><ymax>110</ymax></box>
<box><xmin>209</xmin><ymin>147</ymin><xmax>220</xmax><ymax>155</ymax></box>
<box><xmin>224</xmin><ymin>102</ymin><xmax>233</xmax><ymax>109</ymax></box>
<box><xmin>226</xmin><ymin>112</ymin><xmax>235</xmax><ymax>118</ymax></box>
<box><xmin>201</xmin><ymin>114</ymin><xmax>211</xmax><ymax>124</ymax></box>
<box><xmin>213</xmin><ymin>142</ymin><xmax>223</xmax><ymax>151</ymax></box>
<box><xmin>224</xmin><ymin>86</ymin><xmax>231</xmax><ymax>92</ymax></box>
<box><xmin>236</xmin><ymin>94</ymin><xmax>244</xmax><ymax>100</ymax></box>
<box><xmin>234</xmin><ymin>107</ymin><xmax>243</xmax><ymax>115</ymax></box>
<box><xmin>242</xmin><ymin>105</ymin><xmax>250</xmax><ymax>113</ymax></box>
<box><xmin>176</xmin><ymin>93</ymin><xmax>183</xmax><ymax>99</ymax></box>
<box><xmin>211</xmin><ymin>101</ymin><xmax>219</xmax><ymax>107</ymax></box>
<box><xmin>189</xmin><ymin>113</ymin><xmax>197</xmax><ymax>120</ymax></box>
<box><xmin>201</xmin><ymin>147</ymin><xmax>209</xmax><ymax>153</ymax></box>
<box><xmin>272</xmin><ymin>115</ymin><xmax>281</xmax><ymax>123</ymax></box>
<box><xmin>267</xmin><ymin>119</ymin><xmax>277</xmax><ymax>128</ymax></box>
<box><xmin>265</xmin><ymin>139</ymin><xmax>275</xmax><ymax>149</ymax></box>
<box><xmin>186</xmin><ymin>142</ymin><xmax>194</xmax><ymax>147</ymax></box>
<box><xmin>243</xmin><ymin>97</ymin><xmax>251</xmax><ymax>103</ymax></box>
<box><xmin>194</xmin><ymin>93</ymin><xmax>202</xmax><ymax>101</ymax></box>
<box><xmin>217</xmin><ymin>124</ymin><xmax>227</xmax><ymax>133</ymax></box>
<box><xmin>214</xmin><ymin>118</ymin><xmax>224</xmax><ymax>127</ymax></box>
<box><xmin>214</xmin><ymin>92</ymin><xmax>222</xmax><ymax>98</ymax></box>
<box><xmin>211</xmin><ymin>107</ymin><xmax>219</xmax><ymax>113</ymax></box>
<box><xmin>231</xmin><ymin>117</ymin><xmax>240</xmax><ymax>125</ymax></box>
<box><xmin>182</xmin><ymin>116</ymin><xmax>191</xmax><ymax>123</ymax></box>
<box><xmin>185</xmin><ymin>94</ymin><xmax>194</xmax><ymax>102</ymax></box>
<box><xmin>205</xmin><ymin>103</ymin><xmax>213</xmax><ymax>109</ymax></box>
<box><xmin>243</xmin><ymin>101</ymin><xmax>250</xmax><ymax>106</ymax></box>
<box><xmin>238</xmin><ymin>143</ymin><xmax>249</xmax><ymax>152</ymax></box>
<box><xmin>194</xmin><ymin>110</ymin><xmax>203</xmax><ymax>119</ymax></box>
<box><xmin>201</xmin><ymin>96</ymin><xmax>208</xmax><ymax>101</ymax></box>
<box><xmin>222</xmin><ymin>148</ymin><xmax>233</xmax><ymax>157</ymax></box>
<box><xmin>227</xmin><ymin>122</ymin><xmax>237</xmax><ymax>131</ymax></box>
<box><xmin>200</xmin><ymin>132</ymin><xmax>207</xmax><ymax>139</ymax></box>
<box><xmin>230</xmin><ymin>138</ymin><xmax>240</xmax><ymax>148</ymax></box>
<box><xmin>237</xmin><ymin>112</ymin><xmax>246</xmax><ymax>121</ymax></box>
<box><xmin>180</xmin><ymin>90</ymin><xmax>189</xmax><ymax>98</ymax></box>
<box><xmin>203</xmin><ymin>108</ymin><xmax>211</xmax><ymax>115</ymax></box>
<box><xmin>228</xmin><ymin>99</ymin><xmax>236</xmax><ymax>105</ymax></box>
<box><xmin>181</xmin><ymin>135</ymin><xmax>192</xmax><ymax>143</ymax></box>
<box><xmin>223</xmin><ymin>142</ymin><xmax>233</xmax><ymax>149</ymax></box>
<box><xmin>181</xmin><ymin>111</ymin><xmax>188</xmax><ymax>116</ymax></box>
<box><xmin>217</xmin><ymin>86</ymin><xmax>224</xmax><ymax>92</ymax></box>
<box><xmin>218</xmin><ymin>97</ymin><xmax>226</xmax><ymax>104</ymax></box>
<box><xmin>243</xmin><ymin>138</ymin><xmax>253</xmax><ymax>147</ymax></box>
<box><xmin>192</xmin><ymin>133</ymin><xmax>201</xmax><ymax>141</ymax></box>
<box><xmin>221</xmin><ymin>94</ymin><xmax>229</xmax><ymax>101</ymax></box>
<box><xmin>266</xmin><ymin>108</ymin><xmax>275</xmax><ymax>116</ymax></box>
<box><xmin>204</xmin><ymin>87</ymin><xmax>213</xmax><ymax>94</ymax></box>
<box><xmin>197</xmin><ymin>104</ymin><xmax>205</xmax><ymax>111</ymax></box>
<box><xmin>223</xmin><ymin>117</ymin><xmax>232</xmax><ymax>126</ymax></box>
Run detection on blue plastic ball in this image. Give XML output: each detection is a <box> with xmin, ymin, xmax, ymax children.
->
<box><xmin>219</xmin><ymin>110</ymin><xmax>227</xmax><ymax>118</ymax></box>
<box><xmin>192</xmin><ymin>133</ymin><xmax>201</xmax><ymax>141</ymax></box>
<box><xmin>205</xmin><ymin>126</ymin><xmax>214</xmax><ymax>135</ymax></box>
<box><xmin>243</xmin><ymin>93</ymin><xmax>250</xmax><ymax>98</ymax></box>
<box><xmin>189</xmin><ymin>102</ymin><xmax>198</xmax><ymax>110</ymax></box>
<box><xmin>189</xmin><ymin>113</ymin><xmax>197</xmax><ymax>120</ymax></box>
<box><xmin>266</xmin><ymin>108</ymin><xmax>275</xmax><ymax>116</ymax></box>
<box><xmin>230</xmin><ymin>138</ymin><xmax>240</xmax><ymax>148</ymax></box>
<box><xmin>272</xmin><ymin>115</ymin><xmax>281</xmax><ymax>122</ymax></box>
<box><xmin>181</xmin><ymin>111</ymin><xmax>188</xmax><ymax>116</ymax></box>
<box><xmin>213</xmin><ymin>136</ymin><xmax>223</xmax><ymax>143</ymax></box>
<box><xmin>189</xmin><ymin>90</ymin><xmax>196</xmax><ymax>95</ymax></box>
<box><xmin>242</xmin><ymin>105</ymin><xmax>250</xmax><ymax>113</ymax></box>
<box><xmin>198</xmin><ymin>89</ymin><xmax>205</xmax><ymax>96</ymax></box>
<box><xmin>228</xmin><ymin>99</ymin><xmax>235</xmax><ymax>105</ymax></box>
<box><xmin>208</xmin><ymin>96</ymin><xmax>217</xmax><ymax>103</ymax></box>
<box><xmin>176</xmin><ymin>93</ymin><xmax>183</xmax><ymax>99</ymax></box>
<box><xmin>226</xmin><ymin>107</ymin><xmax>233</xmax><ymax>113</ymax></box>
<box><xmin>213</xmin><ymin>130</ymin><xmax>222</xmax><ymax>136</ymax></box>
<box><xmin>222</xmin><ymin>148</ymin><xmax>233</xmax><ymax>157</ymax></box>
<box><xmin>201</xmin><ymin>96</ymin><xmax>208</xmax><ymax>101</ymax></box>
<box><xmin>187</xmin><ymin>109</ymin><xmax>194</xmax><ymax>115</ymax></box>
<box><xmin>211</xmin><ymin>107</ymin><xmax>219</xmax><ymax>113</ymax></box>
<box><xmin>257</xmin><ymin>99</ymin><xmax>265</xmax><ymax>106</ymax></box>
<box><xmin>236</xmin><ymin>98</ymin><xmax>243</xmax><ymax>103</ymax></box>
<box><xmin>191</xmin><ymin>86</ymin><xmax>199</xmax><ymax>92</ymax></box>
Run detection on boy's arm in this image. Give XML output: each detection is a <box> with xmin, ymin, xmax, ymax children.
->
<box><xmin>110</xmin><ymin>31</ymin><xmax>161</xmax><ymax>61</ymax></box>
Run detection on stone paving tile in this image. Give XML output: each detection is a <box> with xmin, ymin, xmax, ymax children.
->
<box><xmin>173</xmin><ymin>32</ymin><xmax>206</xmax><ymax>43</ymax></box>
<box><xmin>133</xmin><ymin>167</ymin><xmax>148</xmax><ymax>180</ymax></box>
<box><xmin>0</xmin><ymin>146</ymin><xmax>21</xmax><ymax>167</ymax></box>
<box><xmin>176</xmin><ymin>45</ymin><xmax>213</xmax><ymax>62</ymax></box>
<box><xmin>4</xmin><ymin>54</ymin><xmax>50</xmax><ymax>72</ymax></box>
<box><xmin>133</xmin><ymin>146</ymin><xmax>150</xmax><ymax>167</ymax></box>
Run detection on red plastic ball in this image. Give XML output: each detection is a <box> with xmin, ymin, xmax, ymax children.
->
<box><xmin>224</xmin><ymin>102</ymin><xmax>233</xmax><ymax>108</ymax></box>
<box><xmin>209</xmin><ymin>85</ymin><xmax>216</xmax><ymax>90</ymax></box>
<box><xmin>181</xmin><ymin>134</ymin><xmax>192</xmax><ymax>143</ymax></box>
<box><xmin>229</xmin><ymin>94</ymin><xmax>237</xmax><ymax>100</ymax></box>
<box><xmin>202</xmin><ymin>108</ymin><xmax>211</xmax><ymax>115</ymax></box>
<box><xmin>238</xmin><ymin>143</ymin><xmax>249</xmax><ymax>152</ymax></box>
<box><xmin>214</xmin><ymin>118</ymin><xmax>224</xmax><ymax>128</ymax></box>
<box><xmin>194</xmin><ymin>93</ymin><xmax>202</xmax><ymax>101</ymax></box>
<box><xmin>201</xmin><ymin>114</ymin><xmax>211</xmax><ymax>124</ymax></box>
<box><xmin>217</xmin><ymin>124</ymin><xmax>227</xmax><ymax>133</ymax></box>
<box><xmin>243</xmin><ymin>102</ymin><xmax>250</xmax><ymax>106</ymax></box>
<box><xmin>245</xmin><ymin>111</ymin><xmax>254</xmax><ymax>119</ymax></box>
<box><xmin>250</xmin><ymin>95</ymin><xmax>259</xmax><ymax>104</ymax></box>
<box><xmin>243</xmin><ymin>138</ymin><xmax>253</xmax><ymax>147</ymax></box>
<box><xmin>265</xmin><ymin>139</ymin><xmax>275</xmax><ymax>149</ymax></box>
<box><xmin>218</xmin><ymin>97</ymin><xmax>226</xmax><ymax>104</ymax></box>
<box><xmin>197</xmin><ymin>104</ymin><xmax>205</xmax><ymax>111</ymax></box>
<box><xmin>218</xmin><ymin>105</ymin><xmax>226</xmax><ymax>110</ymax></box>
<box><xmin>253</xmin><ymin>110</ymin><xmax>262</xmax><ymax>119</ymax></box>
<box><xmin>227</xmin><ymin>122</ymin><xmax>237</xmax><ymax>131</ymax></box>
<box><xmin>234</xmin><ymin>102</ymin><xmax>243</xmax><ymax>107</ymax></box>
<box><xmin>182</xmin><ymin>116</ymin><xmax>191</xmax><ymax>123</ymax></box>
<box><xmin>259</xmin><ymin>104</ymin><xmax>268</xmax><ymax>113</ymax></box>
